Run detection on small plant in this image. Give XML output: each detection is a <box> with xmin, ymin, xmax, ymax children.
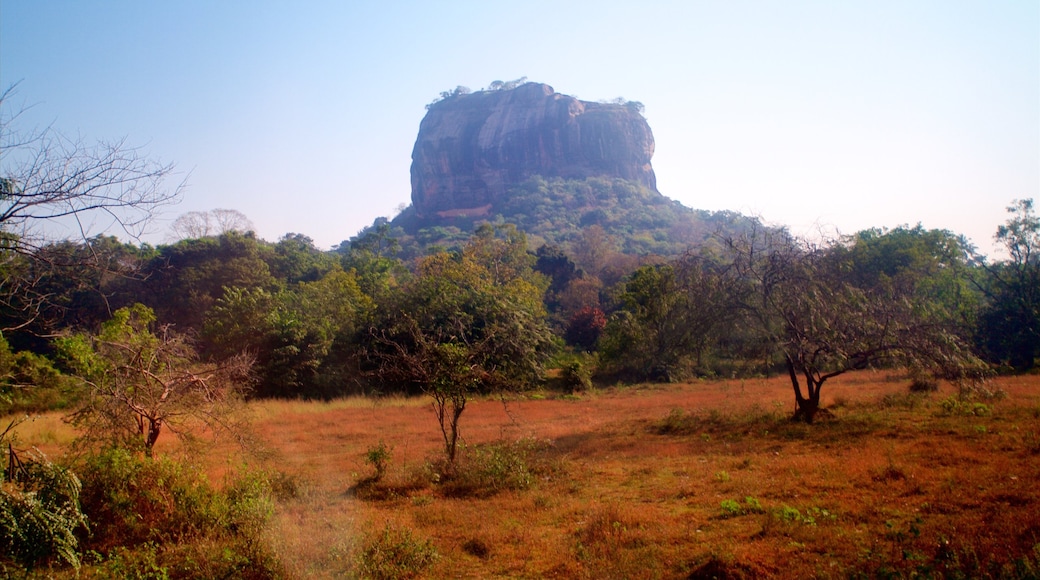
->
<box><xmin>939</xmin><ymin>397</ymin><xmax>992</xmax><ymax>417</ymax></box>
<box><xmin>773</xmin><ymin>504</ymin><xmax>835</xmax><ymax>527</ymax></box>
<box><xmin>354</xmin><ymin>523</ymin><xmax>438</xmax><ymax>580</ymax></box>
<box><xmin>907</xmin><ymin>367</ymin><xmax>939</xmax><ymax>393</ymax></box>
<box><xmin>366</xmin><ymin>440</ymin><xmax>393</xmax><ymax>480</ymax></box>
<box><xmin>656</xmin><ymin>408</ymin><xmax>696</xmax><ymax>435</ymax></box>
<box><xmin>462</xmin><ymin>537</ymin><xmax>491</xmax><ymax>560</ymax></box>
<box><xmin>714</xmin><ymin>470</ymin><xmax>731</xmax><ymax>483</ymax></box>
<box><xmin>776</xmin><ymin>505</ymin><xmax>804</xmax><ymax>523</ymax></box>
<box><xmin>442</xmin><ymin>438</ymin><xmax>548</xmax><ymax>497</ymax></box>
<box><xmin>719</xmin><ymin>497</ymin><xmax>764</xmax><ymax>518</ymax></box>
<box><xmin>719</xmin><ymin>499</ymin><xmax>743</xmax><ymax>517</ymax></box>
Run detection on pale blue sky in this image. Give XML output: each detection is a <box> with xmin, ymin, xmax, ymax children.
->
<box><xmin>2</xmin><ymin>1</ymin><xmax>1037</xmax><ymax>255</ymax></box>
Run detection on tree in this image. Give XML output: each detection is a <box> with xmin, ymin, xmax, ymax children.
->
<box><xmin>144</xmin><ymin>231</ymin><xmax>278</xmax><ymax>332</ymax></box>
<box><xmin>725</xmin><ymin>227</ymin><xmax>985</xmax><ymax>423</ymax></box>
<box><xmin>0</xmin><ymin>236</ymin><xmax>154</xmax><ymax>346</ymax></box>
<box><xmin>203</xmin><ymin>268</ymin><xmax>371</xmax><ymax>398</ymax></box>
<box><xmin>564</xmin><ymin>306</ymin><xmax>607</xmax><ymax>351</ymax></box>
<box><xmin>0</xmin><ymin>87</ymin><xmax>180</xmax><ymax>250</ymax></box>
<box><xmin>0</xmin><ymin>86</ymin><xmax>181</xmax><ymax>331</ymax></box>
<box><xmin>976</xmin><ymin>199</ymin><xmax>1040</xmax><ymax>369</ymax></box>
<box><xmin>600</xmin><ymin>255</ymin><xmax>743</xmax><ymax>381</ymax></box>
<box><xmin>56</xmin><ymin>304</ymin><xmax>252</xmax><ymax>455</ymax></box>
<box><xmin>169</xmin><ymin>208</ymin><xmax>254</xmax><ymax>241</ymax></box>
<box><xmin>363</xmin><ymin>227</ymin><xmax>555</xmax><ymax>464</ymax></box>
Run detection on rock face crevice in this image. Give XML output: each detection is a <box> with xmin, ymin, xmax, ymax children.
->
<box><xmin>410</xmin><ymin>83</ymin><xmax>657</xmax><ymax>218</ymax></box>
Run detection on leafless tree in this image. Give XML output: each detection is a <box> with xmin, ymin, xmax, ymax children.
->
<box><xmin>169</xmin><ymin>208</ymin><xmax>254</xmax><ymax>241</ymax></box>
<box><xmin>1</xmin><ymin>86</ymin><xmax>182</xmax><ymax>250</ymax></box>
<box><xmin>1</xmin><ymin>86</ymin><xmax>182</xmax><ymax>329</ymax></box>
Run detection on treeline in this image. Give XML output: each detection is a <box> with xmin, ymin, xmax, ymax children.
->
<box><xmin>1</xmin><ymin>198</ymin><xmax>1037</xmax><ymax>413</ymax></box>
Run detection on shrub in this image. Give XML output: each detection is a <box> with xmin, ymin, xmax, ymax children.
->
<box><xmin>354</xmin><ymin>523</ymin><xmax>438</xmax><ymax>579</ymax></box>
<box><xmin>76</xmin><ymin>448</ymin><xmax>280</xmax><ymax>575</ymax></box>
<box><xmin>718</xmin><ymin>497</ymin><xmax>764</xmax><ymax>518</ymax></box>
<box><xmin>562</xmin><ymin>360</ymin><xmax>593</xmax><ymax>392</ymax></box>
<box><xmin>0</xmin><ymin>449</ymin><xmax>88</xmax><ymax>571</ymax></box>
<box><xmin>938</xmin><ymin>397</ymin><xmax>991</xmax><ymax>417</ymax></box>
<box><xmin>655</xmin><ymin>408</ymin><xmax>697</xmax><ymax>435</ymax></box>
<box><xmin>365</xmin><ymin>440</ymin><xmax>393</xmax><ymax>480</ymax></box>
<box><xmin>907</xmin><ymin>367</ymin><xmax>939</xmax><ymax>393</ymax></box>
<box><xmin>78</xmin><ymin>448</ymin><xmax>220</xmax><ymax>550</ymax></box>
<box><xmin>565</xmin><ymin>306</ymin><xmax>607</xmax><ymax>351</ymax></box>
<box><xmin>441</xmin><ymin>438</ymin><xmax>550</xmax><ymax>497</ymax></box>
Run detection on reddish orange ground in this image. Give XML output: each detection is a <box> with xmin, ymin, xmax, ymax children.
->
<box><xmin>7</xmin><ymin>371</ymin><xmax>1039</xmax><ymax>578</ymax></box>
<box><xmin>238</xmin><ymin>371</ymin><xmax>1040</xmax><ymax>578</ymax></box>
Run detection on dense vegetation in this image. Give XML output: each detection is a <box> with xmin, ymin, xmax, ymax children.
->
<box><xmin>1</xmin><ymin>191</ymin><xmax>1036</xmax><ymax>408</ymax></box>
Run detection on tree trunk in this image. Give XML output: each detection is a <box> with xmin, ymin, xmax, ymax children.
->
<box><xmin>792</xmin><ymin>393</ymin><xmax>821</xmax><ymax>424</ymax></box>
<box><xmin>786</xmin><ymin>355</ymin><xmax>822</xmax><ymax>424</ymax></box>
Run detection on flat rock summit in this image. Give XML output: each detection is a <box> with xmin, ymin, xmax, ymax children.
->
<box><xmin>410</xmin><ymin>82</ymin><xmax>657</xmax><ymax>219</ymax></box>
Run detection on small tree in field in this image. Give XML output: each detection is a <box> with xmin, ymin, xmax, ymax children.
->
<box><xmin>725</xmin><ymin>226</ymin><xmax>985</xmax><ymax>423</ymax></box>
<box><xmin>56</xmin><ymin>303</ymin><xmax>252</xmax><ymax>455</ymax></box>
<box><xmin>365</xmin><ymin>225</ymin><xmax>555</xmax><ymax>466</ymax></box>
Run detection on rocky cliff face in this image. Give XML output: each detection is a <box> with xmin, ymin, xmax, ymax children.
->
<box><xmin>410</xmin><ymin>83</ymin><xmax>657</xmax><ymax>218</ymax></box>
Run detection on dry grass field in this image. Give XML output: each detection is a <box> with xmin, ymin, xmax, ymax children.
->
<box><xmin>8</xmin><ymin>370</ymin><xmax>1040</xmax><ymax>578</ymax></box>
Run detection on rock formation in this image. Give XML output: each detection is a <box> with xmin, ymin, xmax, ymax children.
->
<box><xmin>410</xmin><ymin>83</ymin><xmax>657</xmax><ymax>219</ymax></box>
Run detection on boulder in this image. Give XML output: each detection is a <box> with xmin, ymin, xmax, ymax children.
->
<box><xmin>410</xmin><ymin>83</ymin><xmax>657</xmax><ymax>218</ymax></box>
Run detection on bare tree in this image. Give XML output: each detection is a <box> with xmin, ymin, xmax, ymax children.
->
<box><xmin>1</xmin><ymin>87</ymin><xmax>182</xmax><ymax>250</ymax></box>
<box><xmin>169</xmin><ymin>208</ymin><xmax>254</xmax><ymax>241</ymax></box>
<box><xmin>1</xmin><ymin>86</ymin><xmax>182</xmax><ymax>330</ymax></box>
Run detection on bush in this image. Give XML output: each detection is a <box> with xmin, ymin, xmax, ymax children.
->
<box><xmin>562</xmin><ymin>360</ymin><xmax>593</xmax><ymax>392</ymax></box>
<box><xmin>76</xmin><ymin>449</ymin><xmax>280</xmax><ymax>576</ymax></box>
<box><xmin>442</xmin><ymin>438</ymin><xmax>550</xmax><ymax>497</ymax></box>
<box><xmin>365</xmin><ymin>440</ymin><xmax>393</xmax><ymax>480</ymax></box>
<box><xmin>0</xmin><ymin>450</ymin><xmax>88</xmax><ymax>571</ymax></box>
<box><xmin>354</xmin><ymin>523</ymin><xmax>438</xmax><ymax>579</ymax></box>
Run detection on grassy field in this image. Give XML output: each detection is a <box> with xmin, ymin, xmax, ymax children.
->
<box><xmin>8</xmin><ymin>370</ymin><xmax>1040</xmax><ymax>578</ymax></box>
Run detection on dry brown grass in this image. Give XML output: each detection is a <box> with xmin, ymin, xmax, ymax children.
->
<box><xmin>7</xmin><ymin>370</ymin><xmax>1040</xmax><ymax>578</ymax></box>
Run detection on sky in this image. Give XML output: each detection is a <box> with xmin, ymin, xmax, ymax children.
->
<box><xmin>1</xmin><ymin>1</ymin><xmax>1037</xmax><ymax>256</ymax></box>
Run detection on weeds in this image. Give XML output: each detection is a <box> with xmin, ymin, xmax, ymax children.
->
<box><xmin>0</xmin><ymin>449</ymin><xmax>87</xmax><ymax>571</ymax></box>
<box><xmin>441</xmin><ymin>438</ymin><xmax>549</xmax><ymax>497</ymax></box>
<box><xmin>354</xmin><ymin>523</ymin><xmax>438</xmax><ymax>580</ymax></box>
<box><xmin>365</xmin><ymin>440</ymin><xmax>393</xmax><ymax>481</ymax></box>
<box><xmin>719</xmin><ymin>496</ymin><xmax>765</xmax><ymax>518</ymax></box>
<box><xmin>939</xmin><ymin>396</ymin><xmax>992</xmax><ymax>417</ymax></box>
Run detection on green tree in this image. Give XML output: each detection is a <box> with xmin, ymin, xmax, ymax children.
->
<box><xmin>0</xmin><ymin>86</ymin><xmax>180</xmax><ymax>334</ymax></box>
<box><xmin>56</xmin><ymin>304</ymin><xmax>252</xmax><ymax>454</ymax></box>
<box><xmin>600</xmin><ymin>254</ymin><xmax>743</xmax><ymax>381</ymax></box>
<box><xmin>976</xmin><ymin>199</ymin><xmax>1040</xmax><ymax>369</ymax></box>
<box><xmin>725</xmin><ymin>227</ymin><xmax>985</xmax><ymax>423</ymax></box>
<box><xmin>145</xmin><ymin>231</ymin><xmax>278</xmax><ymax>332</ymax></box>
<box><xmin>203</xmin><ymin>268</ymin><xmax>371</xmax><ymax>398</ymax></box>
<box><xmin>269</xmin><ymin>232</ymin><xmax>336</xmax><ymax>284</ymax></box>
<box><xmin>364</xmin><ymin>227</ymin><xmax>555</xmax><ymax>464</ymax></box>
